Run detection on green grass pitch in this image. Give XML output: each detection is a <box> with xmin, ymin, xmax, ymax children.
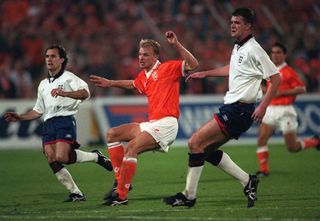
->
<box><xmin>0</xmin><ymin>144</ymin><xmax>319</xmax><ymax>221</ymax></box>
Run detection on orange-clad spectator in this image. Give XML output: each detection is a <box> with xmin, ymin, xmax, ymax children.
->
<box><xmin>20</xmin><ymin>33</ymin><xmax>44</xmax><ymax>77</ymax></box>
<box><xmin>0</xmin><ymin>0</ymin><xmax>319</xmax><ymax>97</ymax></box>
<box><xmin>1</xmin><ymin>0</ymin><xmax>29</xmax><ymax>26</ymax></box>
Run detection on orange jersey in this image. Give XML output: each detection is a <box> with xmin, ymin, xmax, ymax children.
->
<box><xmin>133</xmin><ymin>60</ymin><xmax>184</xmax><ymax>120</ymax></box>
<box><xmin>268</xmin><ymin>63</ymin><xmax>305</xmax><ymax>105</ymax></box>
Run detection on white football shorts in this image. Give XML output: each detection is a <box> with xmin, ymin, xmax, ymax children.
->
<box><xmin>262</xmin><ymin>105</ymin><xmax>298</xmax><ymax>134</ymax></box>
<box><xmin>140</xmin><ymin>116</ymin><xmax>178</xmax><ymax>152</ymax></box>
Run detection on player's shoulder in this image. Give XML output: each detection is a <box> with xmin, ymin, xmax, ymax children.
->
<box><xmin>246</xmin><ymin>41</ymin><xmax>269</xmax><ymax>61</ymax></box>
<box><xmin>281</xmin><ymin>64</ymin><xmax>298</xmax><ymax>75</ymax></box>
<box><xmin>62</xmin><ymin>70</ymin><xmax>85</xmax><ymax>81</ymax></box>
<box><xmin>37</xmin><ymin>78</ymin><xmax>49</xmax><ymax>91</ymax></box>
<box><xmin>38</xmin><ymin>77</ymin><xmax>48</xmax><ymax>86</ymax></box>
<box><xmin>160</xmin><ymin>60</ymin><xmax>183</xmax><ymax>68</ymax></box>
<box><xmin>283</xmin><ymin>64</ymin><xmax>295</xmax><ymax>71</ymax></box>
<box><xmin>163</xmin><ymin>60</ymin><xmax>182</xmax><ymax>64</ymax></box>
<box><xmin>248</xmin><ymin>38</ymin><xmax>265</xmax><ymax>53</ymax></box>
<box><xmin>62</xmin><ymin>70</ymin><xmax>76</xmax><ymax>78</ymax></box>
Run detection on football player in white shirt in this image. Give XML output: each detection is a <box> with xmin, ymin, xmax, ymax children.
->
<box><xmin>4</xmin><ymin>45</ymin><xmax>113</xmax><ymax>202</ymax></box>
<box><xmin>164</xmin><ymin>8</ymin><xmax>281</xmax><ymax>208</ymax></box>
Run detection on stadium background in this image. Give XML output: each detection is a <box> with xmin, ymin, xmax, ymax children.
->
<box><xmin>0</xmin><ymin>0</ymin><xmax>319</xmax><ymax>148</ymax></box>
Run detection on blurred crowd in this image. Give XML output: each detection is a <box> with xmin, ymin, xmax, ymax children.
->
<box><xmin>0</xmin><ymin>0</ymin><xmax>319</xmax><ymax>99</ymax></box>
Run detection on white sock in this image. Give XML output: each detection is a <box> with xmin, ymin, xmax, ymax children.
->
<box><xmin>256</xmin><ymin>145</ymin><xmax>269</xmax><ymax>153</ymax></box>
<box><xmin>75</xmin><ymin>149</ymin><xmax>98</xmax><ymax>163</ymax></box>
<box><xmin>55</xmin><ymin>168</ymin><xmax>82</xmax><ymax>195</ymax></box>
<box><xmin>183</xmin><ymin>165</ymin><xmax>204</xmax><ymax>200</ymax></box>
<box><xmin>217</xmin><ymin>152</ymin><xmax>249</xmax><ymax>187</ymax></box>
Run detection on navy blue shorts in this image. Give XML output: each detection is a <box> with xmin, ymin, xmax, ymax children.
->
<box><xmin>42</xmin><ymin>116</ymin><xmax>80</xmax><ymax>148</ymax></box>
<box><xmin>214</xmin><ymin>102</ymin><xmax>255</xmax><ymax>140</ymax></box>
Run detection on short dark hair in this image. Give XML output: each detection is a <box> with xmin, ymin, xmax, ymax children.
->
<box><xmin>272</xmin><ymin>42</ymin><xmax>287</xmax><ymax>54</ymax></box>
<box><xmin>45</xmin><ymin>45</ymin><xmax>68</xmax><ymax>71</ymax></box>
<box><xmin>232</xmin><ymin>7</ymin><xmax>256</xmax><ymax>25</ymax></box>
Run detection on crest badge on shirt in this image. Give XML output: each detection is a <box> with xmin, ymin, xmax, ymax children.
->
<box><xmin>152</xmin><ymin>71</ymin><xmax>158</xmax><ymax>81</ymax></box>
<box><xmin>238</xmin><ymin>53</ymin><xmax>246</xmax><ymax>65</ymax></box>
<box><xmin>58</xmin><ymin>84</ymin><xmax>64</xmax><ymax>90</ymax></box>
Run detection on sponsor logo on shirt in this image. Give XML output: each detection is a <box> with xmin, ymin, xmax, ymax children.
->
<box><xmin>58</xmin><ymin>84</ymin><xmax>64</xmax><ymax>90</ymax></box>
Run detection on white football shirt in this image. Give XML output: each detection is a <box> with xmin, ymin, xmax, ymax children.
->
<box><xmin>224</xmin><ymin>37</ymin><xmax>278</xmax><ymax>104</ymax></box>
<box><xmin>33</xmin><ymin>71</ymin><xmax>90</xmax><ymax>121</ymax></box>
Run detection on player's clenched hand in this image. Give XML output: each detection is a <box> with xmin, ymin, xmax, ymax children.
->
<box><xmin>165</xmin><ymin>31</ymin><xmax>178</xmax><ymax>45</ymax></box>
<box><xmin>251</xmin><ymin>106</ymin><xmax>266</xmax><ymax>123</ymax></box>
<box><xmin>89</xmin><ymin>75</ymin><xmax>112</xmax><ymax>88</ymax></box>
<box><xmin>4</xmin><ymin>112</ymin><xmax>21</xmax><ymax>122</ymax></box>
<box><xmin>51</xmin><ymin>88</ymin><xmax>65</xmax><ymax>98</ymax></box>
<box><xmin>185</xmin><ymin>72</ymin><xmax>206</xmax><ymax>82</ymax></box>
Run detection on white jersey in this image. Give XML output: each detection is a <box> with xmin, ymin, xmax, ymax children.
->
<box><xmin>33</xmin><ymin>70</ymin><xmax>90</xmax><ymax>121</ymax></box>
<box><xmin>224</xmin><ymin>37</ymin><xmax>278</xmax><ymax>104</ymax></box>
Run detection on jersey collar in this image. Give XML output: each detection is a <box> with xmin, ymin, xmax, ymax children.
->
<box><xmin>276</xmin><ymin>62</ymin><xmax>287</xmax><ymax>70</ymax></box>
<box><xmin>48</xmin><ymin>69</ymin><xmax>64</xmax><ymax>83</ymax></box>
<box><xmin>235</xmin><ymin>34</ymin><xmax>253</xmax><ymax>49</ymax></box>
<box><xmin>145</xmin><ymin>60</ymin><xmax>161</xmax><ymax>79</ymax></box>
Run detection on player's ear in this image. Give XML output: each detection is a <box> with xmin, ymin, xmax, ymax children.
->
<box><xmin>153</xmin><ymin>54</ymin><xmax>159</xmax><ymax>61</ymax></box>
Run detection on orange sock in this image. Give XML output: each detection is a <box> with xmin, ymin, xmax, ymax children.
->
<box><xmin>107</xmin><ymin>142</ymin><xmax>124</xmax><ymax>183</ymax></box>
<box><xmin>301</xmin><ymin>137</ymin><xmax>319</xmax><ymax>150</ymax></box>
<box><xmin>256</xmin><ymin>146</ymin><xmax>269</xmax><ymax>173</ymax></box>
<box><xmin>117</xmin><ymin>157</ymin><xmax>137</xmax><ymax>200</ymax></box>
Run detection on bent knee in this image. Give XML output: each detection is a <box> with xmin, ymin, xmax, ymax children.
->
<box><xmin>124</xmin><ymin>146</ymin><xmax>139</xmax><ymax>158</ymax></box>
<box><xmin>43</xmin><ymin>150</ymin><xmax>55</xmax><ymax>163</ymax></box>
<box><xmin>188</xmin><ymin>135</ymin><xmax>203</xmax><ymax>153</ymax></box>
<box><xmin>56</xmin><ymin>154</ymin><xmax>68</xmax><ymax>163</ymax></box>
<box><xmin>45</xmin><ymin>155</ymin><xmax>56</xmax><ymax>163</ymax></box>
<box><xmin>106</xmin><ymin>127</ymin><xmax>118</xmax><ymax>142</ymax></box>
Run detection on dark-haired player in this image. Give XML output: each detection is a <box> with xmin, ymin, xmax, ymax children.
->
<box><xmin>4</xmin><ymin>45</ymin><xmax>113</xmax><ymax>202</ymax></box>
<box><xmin>256</xmin><ymin>42</ymin><xmax>320</xmax><ymax>177</ymax></box>
<box><xmin>163</xmin><ymin>7</ymin><xmax>280</xmax><ymax>208</ymax></box>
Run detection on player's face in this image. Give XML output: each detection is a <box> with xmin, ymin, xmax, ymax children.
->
<box><xmin>230</xmin><ymin>16</ymin><xmax>252</xmax><ymax>41</ymax></box>
<box><xmin>45</xmin><ymin>49</ymin><xmax>64</xmax><ymax>75</ymax></box>
<box><xmin>270</xmin><ymin>46</ymin><xmax>286</xmax><ymax>66</ymax></box>
<box><xmin>138</xmin><ymin>46</ymin><xmax>158</xmax><ymax>71</ymax></box>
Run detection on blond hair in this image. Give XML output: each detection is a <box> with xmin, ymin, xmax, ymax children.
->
<box><xmin>139</xmin><ymin>39</ymin><xmax>160</xmax><ymax>56</ymax></box>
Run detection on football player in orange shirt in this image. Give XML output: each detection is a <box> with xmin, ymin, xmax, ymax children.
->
<box><xmin>256</xmin><ymin>42</ymin><xmax>320</xmax><ymax>177</ymax></box>
<box><xmin>90</xmin><ymin>30</ymin><xmax>199</xmax><ymax>206</ymax></box>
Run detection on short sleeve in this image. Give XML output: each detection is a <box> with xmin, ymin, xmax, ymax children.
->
<box><xmin>69</xmin><ymin>74</ymin><xmax>91</xmax><ymax>99</ymax></box>
<box><xmin>168</xmin><ymin>60</ymin><xmax>184</xmax><ymax>80</ymax></box>
<box><xmin>288</xmin><ymin>68</ymin><xmax>305</xmax><ymax>88</ymax></box>
<box><xmin>133</xmin><ymin>71</ymin><xmax>145</xmax><ymax>94</ymax></box>
<box><xmin>258</xmin><ymin>55</ymin><xmax>278</xmax><ymax>79</ymax></box>
<box><xmin>33</xmin><ymin>83</ymin><xmax>45</xmax><ymax>114</ymax></box>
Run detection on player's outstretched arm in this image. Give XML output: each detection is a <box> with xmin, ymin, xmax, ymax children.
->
<box><xmin>89</xmin><ymin>75</ymin><xmax>134</xmax><ymax>90</ymax></box>
<box><xmin>165</xmin><ymin>30</ymin><xmax>199</xmax><ymax>72</ymax></box>
<box><xmin>186</xmin><ymin>65</ymin><xmax>230</xmax><ymax>82</ymax></box>
<box><xmin>4</xmin><ymin>110</ymin><xmax>42</xmax><ymax>122</ymax></box>
<box><xmin>51</xmin><ymin>88</ymin><xmax>89</xmax><ymax>100</ymax></box>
